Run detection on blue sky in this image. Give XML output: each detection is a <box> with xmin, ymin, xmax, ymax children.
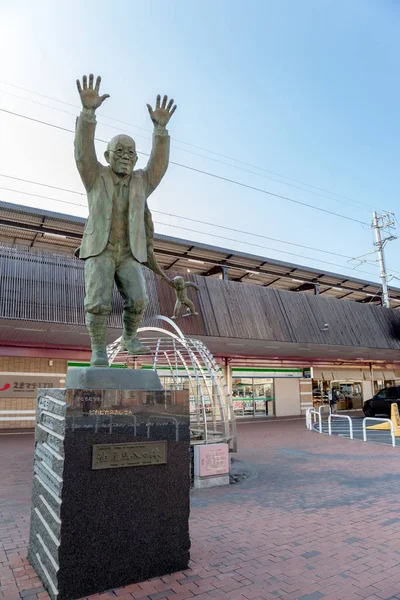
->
<box><xmin>0</xmin><ymin>0</ymin><xmax>399</xmax><ymax>284</ymax></box>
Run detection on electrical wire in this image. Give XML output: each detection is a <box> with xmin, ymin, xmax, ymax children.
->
<box><xmin>1</xmin><ymin>103</ymin><xmax>398</xmax><ymax>279</ymax></box>
<box><xmin>153</xmin><ymin>220</ymin><xmax>380</xmax><ymax>278</ymax></box>
<box><xmin>0</xmin><ymin>186</ymin><xmax>86</xmax><ymax>208</ymax></box>
<box><xmin>0</xmin><ymin>79</ymin><xmax>386</xmax><ymax>213</ymax></box>
<box><xmin>0</xmin><ymin>89</ymin><xmax>151</xmax><ymax>142</ymax></box>
<box><xmin>0</xmin><ymin>107</ymin><xmax>370</xmax><ymax>226</ymax></box>
<box><xmin>0</xmin><ymin>188</ymin><xmax>382</xmax><ymax>277</ymax></box>
<box><xmin>0</xmin><ymin>182</ymin><xmax>372</xmax><ymax>260</ymax></box>
<box><xmin>0</xmin><ymin>173</ymin><xmax>85</xmax><ymax>196</ymax></box>
<box><xmin>2</xmin><ymin>175</ymin><xmax>398</xmax><ymax>275</ymax></box>
<box><xmin>2</xmin><ymin>160</ymin><xmax>399</xmax><ymax>277</ymax></box>
<box><xmin>0</xmin><ymin>87</ymin><xmax>380</xmax><ymax>213</ymax></box>
<box><xmin>153</xmin><ymin>209</ymin><xmax>355</xmax><ymax>259</ymax></box>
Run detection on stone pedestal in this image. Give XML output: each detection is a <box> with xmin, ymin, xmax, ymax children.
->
<box><xmin>28</xmin><ymin>380</ymin><xmax>190</xmax><ymax>600</ymax></box>
<box><xmin>64</xmin><ymin>367</ymin><xmax>163</xmax><ymax>390</ymax></box>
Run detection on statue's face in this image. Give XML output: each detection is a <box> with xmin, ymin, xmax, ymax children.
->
<box><xmin>174</xmin><ymin>276</ymin><xmax>185</xmax><ymax>288</ymax></box>
<box><xmin>105</xmin><ymin>135</ymin><xmax>137</xmax><ymax>175</ymax></box>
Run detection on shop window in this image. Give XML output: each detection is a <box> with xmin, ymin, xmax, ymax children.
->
<box><xmin>232</xmin><ymin>378</ymin><xmax>275</xmax><ymax>417</ymax></box>
<box><xmin>313</xmin><ymin>379</ymin><xmax>363</xmax><ymax>410</ymax></box>
<box><xmin>162</xmin><ymin>376</ymin><xmax>190</xmax><ymax>391</ymax></box>
<box><xmin>333</xmin><ymin>381</ymin><xmax>363</xmax><ymax>410</ymax></box>
<box><xmin>312</xmin><ymin>380</ymin><xmax>329</xmax><ymax>405</ymax></box>
<box><xmin>374</xmin><ymin>380</ymin><xmax>395</xmax><ymax>395</ymax></box>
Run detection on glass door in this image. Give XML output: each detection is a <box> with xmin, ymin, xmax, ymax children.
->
<box><xmin>254</xmin><ymin>378</ymin><xmax>275</xmax><ymax>416</ymax></box>
<box><xmin>232</xmin><ymin>378</ymin><xmax>253</xmax><ymax>417</ymax></box>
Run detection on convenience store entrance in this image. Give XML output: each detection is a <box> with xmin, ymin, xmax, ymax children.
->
<box><xmin>232</xmin><ymin>378</ymin><xmax>275</xmax><ymax>417</ymax></box>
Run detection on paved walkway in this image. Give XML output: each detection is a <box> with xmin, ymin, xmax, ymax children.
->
<box><xmin>2</xmin><ymin>420</ymin><xmax>400</xmax><ymax>600</ymax></box>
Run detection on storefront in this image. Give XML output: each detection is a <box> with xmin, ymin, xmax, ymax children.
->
<box><xmin>3</xmin><ymin>354</ymin><xmax>400</xmax><ymax>430</ymax></box>
<box><xmin>312</xmin><ymin>379</ymin><xmax>363</xmax><ymax>410</ymax></box>
<box><xmin>311</xmin><ymin>368</ymin><xmax>400</xmax><ymax>410</ymax></box>
<box><xmin>372</xmin><ymin>371</ymin><xmax>397</xmax><ymax>394</ymax></box>
<box><xmin>5</xmin><ymin>200</ymin><xmax>400</xmax><ymax>429</ymax></box>
<box><xmin>130</xmin><ymin>364</ymin><xmax>303</xmax><ymax>419</ymax></box>
<box><xmin>232</xmin><ymin>378</ymin><xmax>274</xmax><ymax>417</ymax></box>
<box><xmin>230</xmin><ymin>368</ymin><xmax>303</xmax><ymax>418</ymax></box>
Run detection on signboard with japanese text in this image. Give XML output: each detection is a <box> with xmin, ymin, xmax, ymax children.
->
<box><xmin>92</xmin><ymin>442</ymin><xmax>168</xmax><ymax>470</ymax></box>
<box><xmin>0</xmin><ymin>376</ymin><xmax>63</xmax><ymax>398</ymax></box>
<box><xmin>194</xmin><ymin>443</ymin><xmax>230</xmax><ymax>478</ymax></box>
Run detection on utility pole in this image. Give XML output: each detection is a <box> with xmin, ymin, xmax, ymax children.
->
<box><xmin>372</xmin><ymin>211</ymin><xmax>396</xmax><ymax>308</ymax></box>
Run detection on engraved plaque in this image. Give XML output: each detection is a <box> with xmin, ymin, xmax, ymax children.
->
<box><xmin>92</xmin><ymin>441</ymin><xmax>167</xmax><ymax>470</ymax></box>
<box><xmin>38</xmin><ymin>395</ymin><xmax>67</xmax><ymax>416</ymax></box>
<box><xmin>41</xmin><ymin>414</ymin><xmax>56</xmax><ymax>430</ymax></box>
<box><xmin>34</xmin><ymin>462</ymin><xmax>62</xmax><ymax>496</ymax></box>
<box><xmin>35</xmin><ymin>443</ymin><xmax>54</xmax><ymax>468</ymax></box>
<box><xmin>195</xmin><ymin>443</ymin><xmax>230</xmax><ymax>477</ymax></box>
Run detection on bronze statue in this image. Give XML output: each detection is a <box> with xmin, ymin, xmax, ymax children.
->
<box><xmin>171</xmin><ymin>276</ymin><xmax>199</xmax><ymax>320</ymax></box>
<box><xmin>74</xmin><ymin>74</ymin><xmax>191</xmax><ymax>367</ymax></box>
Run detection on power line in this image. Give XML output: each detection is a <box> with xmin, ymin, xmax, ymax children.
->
<box><xmin>153</xmin><ymin>209</ymin><xmax>354</xmax><ymax>260</ymax></box>
<box><xmin>168</xmin><ymin>162</ymin><xmax>370</xmax><ymax>226</ymax></box>
<box><xmin>0</xmin><ymin>193</ymin><xmax>377</xmax><ymax>277</ymax></box>
<box><xmin>0</xmin><ymin>80</ymin><xmax>384</xmax><ymax>213</ymax></box>
<box><xmin>0</xmin><ymin>180</ymin><xmax>371</xmax><ymax>260</ymax></box>
<box><xmin>0</xmin><ymin>107</ymin><xmax>370</xmax><ymax>226</ymax></box>
<box><xmin>352</xmin><ymin>215</ymin><xmax>400</xmax><ymax>278</ymax></box>
<box><xmin>0</xmin><ymin>88</ymin><xmax>151</xmax><ymax>142</ymax></box>
<box><xmin>0</xmin><ymin>87</ymin><xmax>378</xmax><ymax>214</ymax></box>
<box><xmin>0</xmin><ymin>180</ymin><xmax>391</xmax><ymax>279</ymax></box>
<box><xmin>0</xmin><ymin>186</ymin><xmax>85</xmax><ymax>208</ymax></box>
<box><xmin>153</xmin><ymin>220</ymin><xmax>380</xmax><ymax>278</ymax></box>
<box><xmin>0</xmin><ymin>81</ymin><xmax>79</xmax><ymax>110</ymax></box>
<box><xmin>0</xmin><ymin>108</ymin><xmax>74</xmax><ymax>135</ymax></box>
<box><xmin>0</xmin><ymin>173</ymin><xmax>85</xmax><ymax>196</ymax></box>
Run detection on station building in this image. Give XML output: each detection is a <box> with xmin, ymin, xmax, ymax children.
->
<box><xmin>1</xmin><ymin>199</ymin><xmax>400</xmax><ymax>430</ymax></box>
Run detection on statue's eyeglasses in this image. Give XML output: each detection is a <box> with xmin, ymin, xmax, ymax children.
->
<box><xmin>110</xmin><ymin>149</ymin><xmax>137</xmax><ymax>158</ymax></box>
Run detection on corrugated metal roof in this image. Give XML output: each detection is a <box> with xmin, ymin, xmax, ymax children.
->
<box><xmin>0</xmin><ymin>199</ymin><xmax>397</xmax><ymax>306</ymax></box>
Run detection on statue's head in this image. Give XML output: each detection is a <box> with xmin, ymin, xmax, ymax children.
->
<box><xmin>104</xmin><ymin>134</ymin><xmax>138</xmax><ymax>175</ymax></box>
<box><xmin>173</xmin><ymin>276</ymin><xmax>185</xmax><ymax>288</ymax></box>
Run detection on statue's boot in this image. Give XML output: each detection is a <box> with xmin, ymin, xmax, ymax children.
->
<box><xmin>121</xmin><ymin>311</ymin><xmax>151</xmax><ymax>355</ymax></box>
<box><xmin>86</xmin><ymin>313</ymin><xmax>109</xmax><ymax>367</ymax></box>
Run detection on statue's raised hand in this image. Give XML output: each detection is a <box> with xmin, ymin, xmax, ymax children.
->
<box><xmin>146</xmin><ymin>95</ymin><xmax>177</xmax><ymax>127</ymax></box>
<box><xmin>76</xmin><ymin>74</ymin><xmax>110</xmax><ymax>111</ymax></box>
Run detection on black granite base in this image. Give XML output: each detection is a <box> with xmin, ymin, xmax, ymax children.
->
<box><xmin>28</xmin><ymin>385</ymin><xmax>190</xmax><ymax>600</ymax></box>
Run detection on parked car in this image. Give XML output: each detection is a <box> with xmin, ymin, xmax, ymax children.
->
<box><xmin>363</xmin><ymin>386</ymin><xmax>400</xmax><ymax>417</ymax></box>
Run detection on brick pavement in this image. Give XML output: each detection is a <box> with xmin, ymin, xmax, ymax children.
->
<box><xmin>2</xmin><ymin>420</ymin><xmax>400</xmax><ymax>600</ymax></box>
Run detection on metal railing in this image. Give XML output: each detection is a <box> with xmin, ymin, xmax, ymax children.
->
<box><xmin>363</xmin><ymin>417</ymin><xmax>395</xmax><ymax>447</ymax></box>
<box><xmin>328</xmin><ymin>413</ymin><xmax>353</xmax><ymax>439</ymax></box>
<box><xmin>307</xmin><ymin>409</ymin><xmax>398</xmax><ymax>448</ymax></box>
<box><xmin>306</xmin><ymin>408</ymin><xmax>322</xmax><ymax>433</ymax></box>
<box><xmin>305</xmin><ymin>407</ymin><xmax>313</xmax><ymax>430</ymax></box>
<box><xmin>318</xmin><ymin>404</ymin><xmax>330</xmax><ymax>416</ymax></box>
<box><xmin>108</xmin><ymin>316</ymin><xmax>236</xmax><ymax>450</ymax></box>
<box><xmin>306</xmin><ymin>405</ymin><xmax>331</xmax><ymax>432</ymax></box>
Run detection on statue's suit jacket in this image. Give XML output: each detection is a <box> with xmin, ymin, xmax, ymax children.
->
<box><xmin>74</xmin><ymin>111</ymin><xmax>170</xmax><ymax>263</ymax></box>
